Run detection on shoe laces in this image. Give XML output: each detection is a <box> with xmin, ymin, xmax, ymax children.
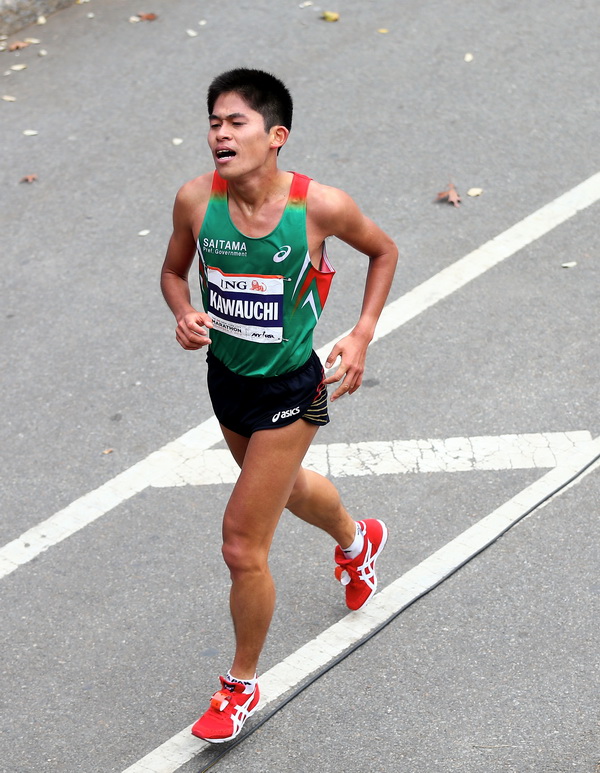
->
<box><xmin>210</xmin><ymin>689</ymin><xmax>234</xmax><ymax>712</ymax></box>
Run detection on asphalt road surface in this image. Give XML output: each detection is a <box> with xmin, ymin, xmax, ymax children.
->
<box><xmin>1</xmin><ymin>1</ymin><xmax>599</xmax><ymax>772</ymax></box>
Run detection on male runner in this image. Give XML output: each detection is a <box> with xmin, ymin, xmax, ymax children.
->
<box><xmin>160</xmin><ymin>68</ymin><xmax>398</xmax><ymax>743</ymax></box>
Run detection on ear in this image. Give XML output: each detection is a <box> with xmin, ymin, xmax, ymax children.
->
<box><xmin>269</xmin><ymin>125</ymin><xmax>289</xmax><ymax>151</ymax></box>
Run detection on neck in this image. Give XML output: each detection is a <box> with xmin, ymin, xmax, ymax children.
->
<box><xmin>227</xmin><ymin>168</ymin><xmax>291</xmax><ymax>213</ymax></box>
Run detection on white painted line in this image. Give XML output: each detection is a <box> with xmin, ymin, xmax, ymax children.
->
<box><xmin>0</xmin><ymin>418</ymin><xmax>219</xmax><ymax>580</ymax></box>
<box><xmin>120</xmin><ymin>437</ymin><xmax>600</xmax><ymax>773</ymax></box>
<box><xmin>340</xmin><ymin>171</ymin><xmax>600</xmax><ymax>347</ymax></box>
<box><xmin>0</xmin><ymin>432</ymin><xmax>591</xmax><ymax>577</ymax></box>
<box><xmin>1</xmin><ymin>171</ymin><xmax>599</xmax><ymax>581</ymax></box>
<box><xmin>148</xmin><ymin>432</ymin><xmax>593</xmax><ymax>487</ymax></box>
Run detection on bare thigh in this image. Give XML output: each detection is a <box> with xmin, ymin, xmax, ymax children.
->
<box><xmin>220</xmin><ymin>420</ymin><xmax>319</xmax><ymax>561</ymax></box>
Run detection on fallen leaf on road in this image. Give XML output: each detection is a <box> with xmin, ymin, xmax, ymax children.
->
<box><xmin>137</xmin><ymin>13</ymin><xmax>158</xmax><ymax>21</ymax></box>
<box><xmin>9</xmin><ymin>40</ymin><xmax>31</xmax><ymax>50</ymax></box>
<box><xmin>378</xmin><ymin>28</ymin><xmax>389</xmax><ymax>34</ymax></box>
<box><xmin>102</xmin><ymin>448</ymin><xmax>114</xmax><ymax>455</ymax></box>
<box><xmin>321</xmin><ymin>11</ymin><xmax>340</xmax><ymax>21</ymax></box>
<box><xmin>20</xmin><ymin>174</ymin><xmax>38</xmax><ymax>183</ymax></box>
<box><xmin>436</xmin><ymin>182</ymin><xmax>461</xmax><ymax>207</ymax></box>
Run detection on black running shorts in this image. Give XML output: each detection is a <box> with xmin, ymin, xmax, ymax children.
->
<box><xmin>206</xmin><ymin>349</ymin><xmax>329</xmax><ymax>438</ymax></box>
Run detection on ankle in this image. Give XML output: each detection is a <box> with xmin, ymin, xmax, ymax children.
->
<box><xmin>226</xmin><ymin>671</ymin><xmax>258</xmax><ymax>693</ymax></box>
<box><xmin>340</xmin><ymin>521</ymin><xmax>364</xmax><ymax>559</ymax></box>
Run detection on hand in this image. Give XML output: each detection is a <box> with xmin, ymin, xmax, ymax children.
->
<box><xmin>175</xmin><ymin>310</ymin><xmax>213</xmax><ymax>350</ymax></box>
<box><xmin>323</xmin><ymin>331</ymin><xmax>369</xmax><ymax>401</ymax></box>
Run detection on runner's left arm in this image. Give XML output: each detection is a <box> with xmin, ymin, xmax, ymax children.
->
<box><xmin>313</xmin><ymin>187</ymin><xmax>398</xmax><ymax>401</ymax></box>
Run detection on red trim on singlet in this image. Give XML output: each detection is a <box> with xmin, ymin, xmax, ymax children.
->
<box><xmin>210</xmin><ymin>171</ymin><xmax>228</xmax><ymax>195</ymax></box>
<box><xmin>288</xmin><ymin>172</ymin><xmax>311</xmax><ymax>202</ymax></box>
<box><xmin>210</xmin><ymin>170</ymin><xmax>311</xmax><ymax>200</ymax></box>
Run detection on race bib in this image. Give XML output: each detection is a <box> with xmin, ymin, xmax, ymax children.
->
<box><xmin>206</xmin><ymin>266</ymin><xmax>284</xmax><ymax>343</ymax></box>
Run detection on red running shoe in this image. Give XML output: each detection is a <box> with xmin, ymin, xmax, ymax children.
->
<box><xmin>191</xmin><ymin>676</ymin><xmax>260</xmax><ymax>743</ymax></box>
<box><xmin>334</xmin><ymin>519</ymin><xmax>388</xmax><ymax>610</ymax></box>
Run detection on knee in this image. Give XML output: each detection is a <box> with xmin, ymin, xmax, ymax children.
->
<box><xmin>286</xmin><ymin>472</ymin><xmax>309</xmax><ymax>513</ymax></box>
<box><xmin>221</xmin><ymin>537</ymin><xmax>267</xmax><ymax>578</ymax></box>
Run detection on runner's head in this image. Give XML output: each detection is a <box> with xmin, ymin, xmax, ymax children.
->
<box><xmin>207</xmin><ymin>69</ymin><xmax>293</xmax><ymax>136</ymax></box>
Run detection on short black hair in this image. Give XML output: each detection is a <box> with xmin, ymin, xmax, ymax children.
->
<box><xmin>207</xmin><ymin>68</ymin><xmax>293</xmax><ymax>132</ymax></box>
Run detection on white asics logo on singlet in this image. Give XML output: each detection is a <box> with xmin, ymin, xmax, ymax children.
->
<box><xmin>273</xmin><ymin>245</ymin><xmax>292</xmax><ymax>263</ymax></box>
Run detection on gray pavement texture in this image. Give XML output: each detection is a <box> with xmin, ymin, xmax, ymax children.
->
<box><xmin>1</xmin><ymin>1</ymin><xmax>599</xmax><ymax>772</ymax></box>
<box><xmin>0</xmin><ymin>0</ymin><xmax>73</xmax><ymax>36</ymax></box>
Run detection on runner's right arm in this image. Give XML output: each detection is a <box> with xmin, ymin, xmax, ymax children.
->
<box><xmin>161</xmin><ymin>179</ymin><xmax>213</xmax><ymax>350</ymax></box>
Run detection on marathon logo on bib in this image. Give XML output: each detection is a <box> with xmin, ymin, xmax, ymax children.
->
<box><xmin>206</xmin><ymin>266</ymin><xmax>284</xmax><ymax>343</ymax></box>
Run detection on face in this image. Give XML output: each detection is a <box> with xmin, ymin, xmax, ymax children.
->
<box><xmin>207</xmin><ymin>92</ymin><xmax>287</xmax><ymax>178</ymax></box>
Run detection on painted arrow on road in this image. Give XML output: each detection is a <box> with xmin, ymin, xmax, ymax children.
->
<box><xmin>0</xmin><ymin>430</ymin><xmax>593</xmax><ymax>579</ymax></box>
<box><xmin>147</xmin><ymin>431</ymin><xmax>593</xmax><ymax>488</ymax></box>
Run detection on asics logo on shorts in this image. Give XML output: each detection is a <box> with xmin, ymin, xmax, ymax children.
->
<box><xmin>272</xmin><ymin>406</ymin><xmax>300</xmax><ymax>423</ymax></box>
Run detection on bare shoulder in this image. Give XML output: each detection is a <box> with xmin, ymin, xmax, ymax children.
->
<box><xmin>175</xmin><ymin>172</ymin><xmax>214</xmax><ymax>210</ymax></box>
<box><xmin>173</xmin><ymin>172</ymin><xmax>214</xmax><ymax>233</ymax></box>
<box><xmin>305</xmin><ymin>177</ymin><xmax>397</xmax><ymax>260</ymax></box>
<box><xmin>307</xmin><ymin>180</ymin><xmax>355</xmax><ymax>219</ymax></box>
<box><xmin>306</xmin><ymin>179</ymin><xmax>367</xmax><ymax>239</ymax></box>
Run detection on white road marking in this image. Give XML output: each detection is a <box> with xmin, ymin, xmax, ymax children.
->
<box><xmin>149</xmin><ymin>432</ymin><xmax>593</xmax><ymax>488</ymax></box>
<box><xmin>1</xmin><ymin>170</ymin><xmax>599</xmax><ymax>582</ymax></box>
<box><xmin>0</xmin><ymin>431</ymin><xmax>592</xmax><ymax>579</ymax></box>
<box><xmin>120</xmin><ymin>436</ymin><xmax>600</xmax><ymax>773</ymax></box>
<box><xmin>333</xmin><ymin>171</ymin><xmax>600</xmax><ymax>347</ymax></box>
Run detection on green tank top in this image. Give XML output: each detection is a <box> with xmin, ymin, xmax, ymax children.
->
<box><xmin>197</xmin><ymin>171</ymin><xmax>335</xmax><ymax>377</ymax></box>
